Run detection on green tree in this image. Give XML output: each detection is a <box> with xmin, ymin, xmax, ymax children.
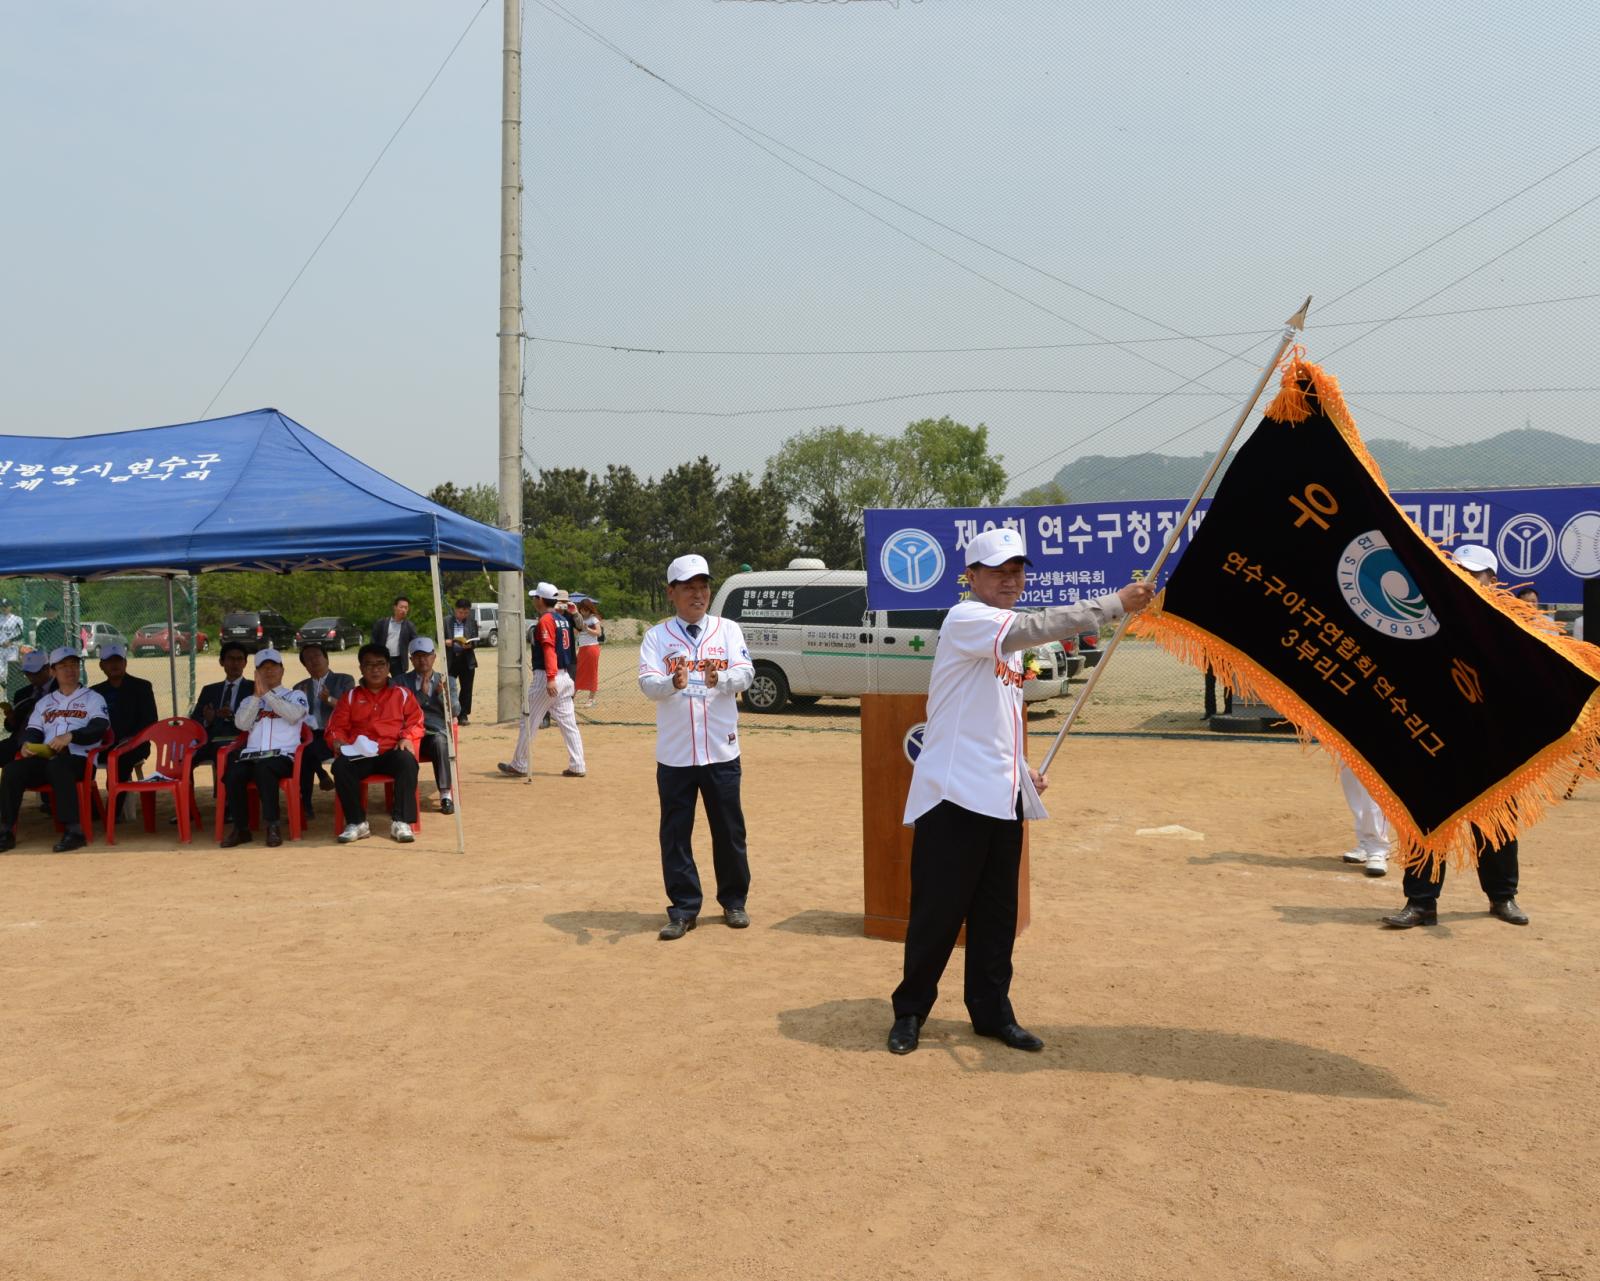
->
<box><xmin>1012</xmin><ymin>480</ymin><xmax>1069</xmax><ymax>505</ymax></box>
<box><xmin>599</xmin><ymin>465</ymin><xmax>659</xmax><ymax>616</ymax></box>
<box><xmin>795</xmin><ymin>490</ymin><xmax>862</xmax><ymax>569</ymax></box>
<box><xmin>523</xmin><ymin>468</ymin><xmax>600</xmax><ymax>529</ymax></box>
<box><xmin>892</xmin><ymin>417</ymin><xmax>1007</xmax><ymax>508</ymax></box>
<box><xmin>426</xmin><ymin>481</ymin><xmax>500</xmax><ymax>526</ymax></box>
<box><xmin>719</xmin><ymin>471</ymin><xmax>792</xmax><ymax>571</ymax></box>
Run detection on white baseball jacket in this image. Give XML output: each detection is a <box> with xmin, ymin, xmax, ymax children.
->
<box><xmin>638</xmin><ymin>615</ymin><xmax>755</xmax><ymax>766</ymax></box>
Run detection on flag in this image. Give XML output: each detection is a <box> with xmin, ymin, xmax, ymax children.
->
<box><xmin>1133</xmin><ymin>357</ymin><xmax>1600</xmax><ymax>873</ymax></box>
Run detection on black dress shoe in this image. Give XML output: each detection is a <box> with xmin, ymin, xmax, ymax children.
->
<box><xmin>0</xmin><ymin>831</ymin><xmax>15</xmax><ymax>853</ymax></box>
<box><xmin>887</xmin><ymin>1015</ymin><xmax>921</xmax><ymax>1055</ymax></box>
<box><xmin>658</xmin><ymin>917</ymin><xmax>696</xmax><ymax>941</ymax></box>
<box><xmin>724</xmin><ymin>907</ymin><xmax>750</xmax><ymax>928</ymax></box>
<box><xmin>1381</xmin><ymin>903</ymin><xmax>1438</xmax><ymax>929</ymax></box>
<box><xmin>219</xmin><ymin>828</ymin><xmax>253</xmax><ymax>849</ymax></box>
<box><xmin>978</xmin><ymin>1022</ymin><xmax>1045</xmax><ymax>1052</ymax></box>
<box><xmin>264</xmin><ymin>823</ymin><xmax>283</xmax><ymax>848</ymax></box>
<box><xmin>440</xmin><ymin>798</ymin><xmax>455</xmax><ymax>815</ymax></box>
<box><xmin>52</xmin><ymin>832</ymin><xmax>87</xmax><ymax>853</ymax></box>
<box><xmin>1489</xmin><ymin>898</ymin><xmax>1529</xmax><ymax>925</ymax></box>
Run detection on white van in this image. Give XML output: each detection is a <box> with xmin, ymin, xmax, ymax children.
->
<box><xmin>470</xmin><ymin>602</ymin><xmax>499</xmax><ymax>647</ymax></box>
<box><xmin>711</xmin><ymin>561</ymin><xmax>1079</xmax><ymax>713</ymax></box>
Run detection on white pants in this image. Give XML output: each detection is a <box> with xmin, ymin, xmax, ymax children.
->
<box><xmin>1339</xmin><ymin>764</ymin><xmax>1391</xmax><ymax>856</ymax></box>
<box><xmin>509</xmin><ymin>671</ymin><xmax>585</xmax><ymax>774</ymax></box>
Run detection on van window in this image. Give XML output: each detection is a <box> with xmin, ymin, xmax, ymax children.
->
<box><xmin>793</xmin><ymin>586</ymin><xmax>868</xmax><ymax>627</ymax></box>
<box><xmin>884</xmin><ymin>609</ymin><xmax>948</xmax><ymax>630</ymax></box>
<box><xmin>722</xmin><ymin>587</ymin><xmax>797</xmax><ymax>622</ymax></box>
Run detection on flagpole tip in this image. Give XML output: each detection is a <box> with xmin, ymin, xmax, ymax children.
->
<box><xmin>1286</xmin><ymin>296</ymin><xmax>1312</xmax><ymax>330</ymax></box>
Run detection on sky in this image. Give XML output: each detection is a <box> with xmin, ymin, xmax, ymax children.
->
<box><xmin>3</xmin><ymin>0</ymin><xmax>1597</xmax><ymax>498</ymax></box>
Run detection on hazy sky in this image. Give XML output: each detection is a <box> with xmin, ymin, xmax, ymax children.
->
<box><xmin>4</xmin><ymin>1</ymin><xmax>1597</xmax><ymax>497</ymax></box>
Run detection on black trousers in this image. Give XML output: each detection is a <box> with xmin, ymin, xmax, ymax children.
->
<box><xmin>1404</xmin><ymin>830</ymin><xmax>1519</xmax><ymax>906</ymax></box>
<box><xmin>893</xmin><ymin>799</ymin><xmax>1023</xmax><ymax>1032</ymax></box>
<box><xmin>333</xmin><ymin>749</ymin><xmax>419</xmax><ymax>824</ymax></box>
<box><xmin>299</xmin><ymin>731</ymin><xmax>334</xmax><ymax>809</ymax></box>
<box><xmin>451</xmin><ymin>664</ymin><xmax>475</xmax><ymax>717</ymax></box>
<box><xmin>1</xmin><ymin>752</ymin><xmax>89</xmax><ymax>832</ymax></box>
<box><xmin>419</xmin><ymin>730</ymin><xmax>452</xmax><ymax>791</ymax></box>
<box><xmin>224</xmin><ymin>754</ymin><xmax>295</xmax><ymax>829</ymax></box>
<box><xmin>657</xmin><ymin>759</ymin><xmax>748</xmax><ymax>921</ymax></box>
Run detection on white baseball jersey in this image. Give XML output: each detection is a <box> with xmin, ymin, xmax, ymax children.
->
<box><xmin>235</xmin><ymin>687</ymin><xmax>309</xmax><ymax>755</ymax></box>
<box><xmin>27</xmin><ymin>686</ymin><xmax>110</xmax><ymax>758</ymax></box>
<box><xmin>903</xmin><ymin>600</ymin><xmax>1049</xmax><ymax>825</ymax></box>
<box><xmin>638</xmin><ymin>615</ymin><xmax>755</xmax><ymax>766</ymax></box>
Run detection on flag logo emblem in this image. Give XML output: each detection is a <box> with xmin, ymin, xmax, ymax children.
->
<box><xmin>881</xmin><ymin>529</ymin><xmax>945</xmax><ymax>593</ymax></box>
<box><xmin>1337</xmin><ymin>531</ymin><xmax>1441</xmax><ymax>640</ymax></box>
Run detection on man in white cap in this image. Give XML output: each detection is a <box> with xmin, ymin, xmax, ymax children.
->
<box><xmin>91</xmin><ymin>642</ymin><xmax>160</xmax><ymax>818</ymax></box>
<box><xmin>886</xmin><ymin>527</ymin><xmax>1156</xmax><ymax>1055</ymax></box>
<box><xmin>401</xmin><ymin>636</ymin><xmax>455</xmax><ymax>814</ymax></box>
<box><xmin>499</xmin><ymin>581</ymin><xmax>586</xmax><ymax>780</ymax></box>
<box><xmin>0</xmin><ymin>650</ymin><xmax>55</xmax><ymax>766</ymax></box>
<box><xmin>638</xmin><ymin>552</ymin><xmax>756</xmax><ymax>940</ymax></box>
<box><xmin>0</xmin><ymin>647</ymin><xmax>110</xmax><ymax>852</ymax></box>
<box><xmin>1383</xmin><ymin>544</ymin><xmax>1529</xmax><ymax>928</ymax></box>
<box><xmin>220</xmin><ymin>648</ymin><xmax>310</xmax><ymax>848</ymax></box>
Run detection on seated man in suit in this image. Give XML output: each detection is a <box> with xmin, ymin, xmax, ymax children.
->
<box><xmin>325</xmin><ymin>644</ymin><xmax>424</xmax><ymax>844</ymax></box>
<box><xmin>91</xmin><ymin>642</ymin><xmax>160</xmax><ymax>819</ymax></box>
<box><xmin>293</xmin><ymin>641</ymin><xmax>355</xmax><ymax>820</ymax></box>
<box><xmin>220</xmin><ymin>648</ymin><xmax>310</xmax><ymax>849</ymax></box>
<box><xmin>1</xmin><ymin>650</ymin><xmax>56</xmax><ymax>766</ymax></box>
<box><xmin>191</xmin><ymin>642</ymin><xmax>251</xmax><ymax>772</ymax></box>
<box><xmin>0</xmin><ymin>647</ymin><xmax>111</xmax><ymax>853</ymax></box>
<box><xmin>400</xmin><ymin>637</ymin><xmax>455</xmax><ymax>815</ymax></box>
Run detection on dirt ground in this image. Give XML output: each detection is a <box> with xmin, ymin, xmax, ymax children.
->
<box><xmin>3</xmin><ymin>707</ymin><xmax>1598</xmax><ymax>1280</ymax></box>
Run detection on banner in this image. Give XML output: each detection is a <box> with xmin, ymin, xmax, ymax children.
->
<box><xmin>1131</xmin><ymin>358</ymin><xmax>1600</xmax><ymax>870</ymax></box>
<box><xmin>865</xmin><ymin>487</ymin><xmax>1600</xmax><ymax>611</ymax></box>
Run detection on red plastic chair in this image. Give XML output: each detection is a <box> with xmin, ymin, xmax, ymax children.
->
<box><xmin>25</xmin><ymin>727</ymin><xmax>115</xmax><ymax>844</ymax></box>
<box><xmin>106</xmin><ymin>717</ymin><xmax>207</xmax><ymax>844</ymax></box>
<box><xmin>332</xmin><ymin>753</ymin><xmax>423</xmax><ymax>834</ymax></box>
<box><xmin>214</xmin><ymin>723</ymin><xmax>314</xmax><ymax>842</ymax></box>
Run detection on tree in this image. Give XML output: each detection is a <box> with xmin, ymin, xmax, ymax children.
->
<box><xmin>719</xmin><ymin>471</ymin><xmax>792</xmax><ymax>571</ymax></box>
<box><xmin>523</xmin><ymin>468</ymin><xmax>600</xmax><ymax>530</ymax></box>
<box><xmin>1012</xmin><ymin>480</ymin><xmax>1069</xmax><ymax>506</ymax></box>
<box><xmin>599</xmin><ymin>465</ymin><xmax>660</xmax><ymax>616</ymax></box>
<box><xmin>654</xmin><ymin>456</ymin><xmax>722</xmax><ymax>569</ymax></box>
<box><xmin>892</xmin><ymin>417</ymin><xmax>1007</xmax><ymax>508</ymax></box>
<box><xmin>795</xmin><ymin>490</ymin><xmax>862</xmax><ymax>569</ymax></box>
<box><xmin>426</xmin><ymin>481</ymin><xmax>499</xmax><ymax>526</ymax></box>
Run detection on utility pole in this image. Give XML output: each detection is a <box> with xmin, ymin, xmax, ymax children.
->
<box><xmin>496</xmin><ymin>0</ymin><xmax>526</xmax><ymax>721</ymax></box>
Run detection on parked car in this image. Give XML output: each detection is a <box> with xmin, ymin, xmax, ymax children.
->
<box><xmin>711</xmin><ymin>563</ymin><xmax>1073</xmax><ymax>714</ymax></box>
<box><xmin>471</xmin><ymin>602</ymin><xmax>499</xmax><ymax>647</ymax></box>
<box><xmin>132</xmin><ymin>622</ymin><xmax>210</xmax><ymax>656</ymax></box>
<box><xmin>219</xmin><ymin>609</ymin><xmax>297</xmax><ymax>653</ymax></box>
<box><xmin>78</xmin><ymin>620</ymin><xmax>130</xmax><ymax>659</ymax></box>
<box><xmin>294</xmin><ymin>616</ymin><xmax>365</xmax><ymax>651</ymax></box>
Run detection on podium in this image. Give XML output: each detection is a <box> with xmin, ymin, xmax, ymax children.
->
<box><xmin>860</xmin><ymin>693</ymin><xmax>1030</xmax><ymax>942</ymax></box>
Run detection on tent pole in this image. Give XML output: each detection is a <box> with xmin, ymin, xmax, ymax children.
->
<box><xmin>165</xmin><ymin>575</ymin><xmax>180</xmax><ymax>717</ymax></box>
<box><xmin>431</xmin><ymin>553</ymin><xmax>467</xmax><ymax>854</ymax></box>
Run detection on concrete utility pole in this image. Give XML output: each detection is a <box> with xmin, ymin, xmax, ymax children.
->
<box><xmin>496</xmin><ymin>0</ymin><xmax>526</xmax><ymax>721</ymax></box>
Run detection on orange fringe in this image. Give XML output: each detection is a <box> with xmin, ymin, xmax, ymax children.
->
<box><xmin>1130</xmin><ymin>359</ymin><xmax>1600</xmax><ymax>877</ymax></box>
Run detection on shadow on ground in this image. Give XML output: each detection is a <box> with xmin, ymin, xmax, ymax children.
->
<box><xmin>543</xmin><ymin>910</ymin><xmax>664</xmax><ymax>945</ymax></box>
<box><xmin>769</xmin><ymin>909</ymin><xmax>864</xmax><ymax>938</ymax></box>
<box><xmin>1272</xmin><ymin>904</ymin><xmax>1477</xmax><ymax>933</ymax></box>
<box><xmin>1190</xmin><ymin>849</ymin><xmax>1353</xmax><ymax>873</ymax></box>
<box><xmin>777</xmin><ymin>997</ymin><xmax>1421</xmax><ymax>1099</ymax></box>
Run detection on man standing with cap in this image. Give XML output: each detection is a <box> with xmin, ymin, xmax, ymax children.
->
<box><xmin>220</xmin><ymin>649</ymin><xmax>310</xmax><ymax>848</ymax></box>
<box><xmin>401</xmin><ymin>637</ymin><xmax>456</xmax><ymax>814</ymax></box>
<box><xmin>1383</xmin><ymin>544</ymin><xmax>1530</xmax><ymax>929</ymax></box>
<box><xmin>0</xmin><ymin>647</ymin><xmax>110</xmax><ymax>852</ymax></box>
<box><xmin>886</xmin><ymin>527</ymin><xmax>1155</xmax><ymax>1054</ymax></box>
<box><xmin>91</xmin><ymin>642</ymin><xmax>159</xmax><ymax>819</ymax></box>
<box><xmin>638</xmin><ymin>553</ymin><xmax>756</xmax><ymax>940</ymax></box>
<box><xmin>498</xmin><ymin>582</ymin><xmax>586</xmax><ymax>780</ymax></box>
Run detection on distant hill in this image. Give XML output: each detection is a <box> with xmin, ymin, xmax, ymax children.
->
<box><xmin>1044</xmin><ymin>429</ymin><xmax>1600</xmax><ymax>502</ymax></box>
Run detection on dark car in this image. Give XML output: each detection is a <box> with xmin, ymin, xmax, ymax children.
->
<box><xmin>294</xmin><ymin>616</ymin><xmax>365</xmax><ymax>652</ymax></box>
<box><xmin>132</xmin><ymin>622</ymin><xmax>210</xmax><ymax>656</ymax></box>
<box><xmin>219</xmin><ymin>609</ymin><xmax>296</xmax><ymax>653</ymax></box>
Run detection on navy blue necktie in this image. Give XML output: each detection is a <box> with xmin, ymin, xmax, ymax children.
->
<box><xmin>686</xmin><ymin>623</ymin><xmax>700</xmax><ymax>640</ymax></box>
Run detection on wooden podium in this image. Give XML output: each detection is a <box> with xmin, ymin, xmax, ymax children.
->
<box><xmin>860</xmin><ymin>693</ymin><xmax>1030</xmax><ymax>942</ymax></box>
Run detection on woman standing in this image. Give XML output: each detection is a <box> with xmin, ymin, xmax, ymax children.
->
<box><xmin>572</xmin><ymin>595</ymin><xmax>604</xmax><ymax>709</ymax></box>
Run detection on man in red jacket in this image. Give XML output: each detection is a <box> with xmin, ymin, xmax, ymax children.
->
<box><xmin>326</xmin><ymin>643</ymin><xmax>425</xmax><ymax>844</ymax></box>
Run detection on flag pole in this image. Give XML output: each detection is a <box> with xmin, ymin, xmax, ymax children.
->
<box><xmin>1038</xmin><ymin>297</ymin><xmax>1312</xmax><ymax>774</ymax></box>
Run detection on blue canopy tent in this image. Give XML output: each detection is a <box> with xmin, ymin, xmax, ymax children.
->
<box><xmin>0</xmin><ymin>409</ymin><xmax>525</xmax><ymax>851</ymax></box>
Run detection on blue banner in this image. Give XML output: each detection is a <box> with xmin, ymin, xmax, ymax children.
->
<box><xmin>866</xmin><ymin>486</ymin><xmax>1600</xmax><ymax>610</ymax></box>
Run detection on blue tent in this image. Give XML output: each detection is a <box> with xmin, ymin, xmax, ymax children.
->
<box><xmin>0</xmin><ymin>409</ymin><xmax>522</xmax><ymax>578</ymax></box>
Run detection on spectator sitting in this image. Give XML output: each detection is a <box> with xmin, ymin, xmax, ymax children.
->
<box><xmin>220</xmin><ymin>648</ymin><xmax>310</xmax><ymax>849</ymax></box>
<box><xmin>372</xmin><ymin>596</ymin><xmax>418</xmax><ymax>681</ymax></box>
<box><xmin>0</xmin><ymin>651</ymin><xmax>55</xmax><ymax>766</ymax></box>
<box><xmin>401</xmin><ymin>637</ymin><xmax>455</xmax><ymax>815</ymax></box>
<box><xmin>0</xmin><ymin>647</ymin><xmax>111</xmax><ymax>853</ymax></box>
<box><xmin>293</xmin><ymin>642</ymin><xmax>355</xmax><ymax>820</ymax></box>
<box><xmin>191</xmin><ymin>642</ymin><xmax>251</xmax><ymax>771</ymax></box>
<box><xmin>325</xmin><ymin>643</ymin><xmax>424</xmax><ymax>844</ymax></box>
<box><xmin>91</xmin><ymin>642</ymin><xmax>160</xmax><ymax>821</ymax></box>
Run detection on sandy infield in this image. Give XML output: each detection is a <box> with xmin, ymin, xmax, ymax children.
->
<box><xmin>2</xmin><ymin>709</ymin><xmax>1597</xmax><ymax>1280</ymax></box>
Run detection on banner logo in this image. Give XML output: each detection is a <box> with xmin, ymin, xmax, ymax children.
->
<box><xmin>903</xmin><ymin>721</ymin><xmax>927</xmax><ymax>763</ymax></box>
<box><xmin>1337</xmin><ymin>532</ymin><xmax>1440</xmax><ymax>639</ymax></box>
<box><xmin>880</xmin><ymin>529</ymin><xmax>945</xmax><ymax>593</ymax></box>
<box><xmin>1559</xmin><ymin>511</ymin><xmax>1600</xmax><ymax>578</ymax></box>
<box><xmin>1497</xmin><ymin>513</ymin><xmax>1555</xmax><ymax>578</ymax></box>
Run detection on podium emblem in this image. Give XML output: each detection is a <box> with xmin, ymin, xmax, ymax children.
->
<box><xmin>881</xmin><ymin>529</ymin><xmax>945</xmax><ymax>593</ymax></box>
<box><xmin>902</xmin><ymin>721</ymin><xmax>927</xmax><ymax>763</ymax></box>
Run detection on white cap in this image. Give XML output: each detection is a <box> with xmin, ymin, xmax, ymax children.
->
<box><xmin>98</xmin><ymin>642</ymin><xmax>128</xmax><ymax>661</ymax></box>
<box><xmin>531</xmin><ymin>581</ymin><xmax>558</xmax><ymax>601</ymax></box>
<box><xmin>1452</xmin><ymin>545</ymin><xmax>1499</xmax><ymax>574</ymax></box>
<box><xmin>22</xmin><ymin>651</ymin><xmax>48</xmax><ymax>674</ymax></box>
<box><xmin>667</xmin><ymin>553</ymin><xmax>711</xmax><ymax>584</ymax></box>
<box><xmin>408</xmin><ymin>636</ymin><xmax>435</xmax><ymax>655</ymax></box>
<box><xmin>965</xmin><ymin>526</ymin><xmax>1031</xmax><ymax>568</ymax></box>
<box><xmin>48</xmin><ymin>646</ymin><xmax>80</xmax><ymax>666</ymax></box>
<box><xmin>255</xmin><ymin>647</ymin><xmax>284</xmax><ymax>666</ymax></box>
